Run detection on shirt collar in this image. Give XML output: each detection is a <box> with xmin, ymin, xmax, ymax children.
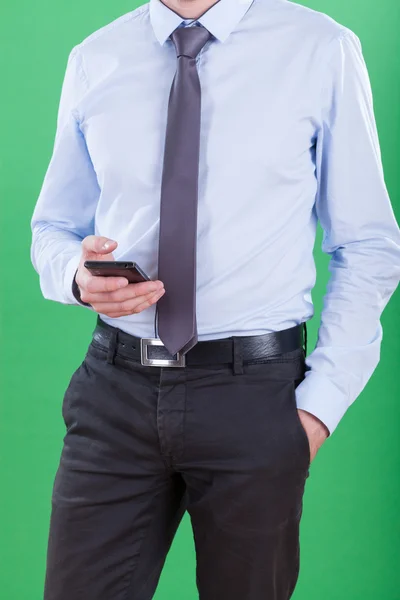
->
<box><xmin>149</xmin><ymin>0</ymin><xmax>255</xmax><ymax>45</ymax></box>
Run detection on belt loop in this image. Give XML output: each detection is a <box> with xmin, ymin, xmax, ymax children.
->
<box><xmin>303</xmin><ymin>322</ymin><xmax>308</xmax><ymax>356</ymax></box>
<box><xmin>106</xmin><ymin>329</ymin><xmax>119</xmax><ymax>365</ymax></box>
<box><xmin>232</xmin><ymin>336</ymin><xmax>244</xmax><ymax>375</ymax></box>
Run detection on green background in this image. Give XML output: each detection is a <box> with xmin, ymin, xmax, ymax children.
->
<box><xmin>1</xmin><ymin>0</ymin><xmax>399</xmax><ymax>598</ymax></box>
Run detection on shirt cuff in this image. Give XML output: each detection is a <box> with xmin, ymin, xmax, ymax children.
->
<box><xmin>63</xmin><ymin>253</ymin><xmax>90</xmax><ymax>306</ymax></box>
<box><xmin>295</xmin><ymin>370</ymin><xmax>350</xmax><ymax>435</ymax></box>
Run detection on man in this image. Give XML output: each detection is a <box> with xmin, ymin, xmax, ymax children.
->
<box><xmin>31</xmin><ymin>0</ymin><xmax>400</xmax><ymax>598</ymax></box>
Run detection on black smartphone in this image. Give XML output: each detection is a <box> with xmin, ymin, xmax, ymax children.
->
<box><xmin>84</xmin><ymin>261</ymin><xmax>151</xmax><ymax>284</ymax></box>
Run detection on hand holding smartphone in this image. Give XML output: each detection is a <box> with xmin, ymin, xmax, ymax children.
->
<box><xmin>74</xmin><ymin>236</ymin><xmax>164</xmax><ymax>318</ymax></box>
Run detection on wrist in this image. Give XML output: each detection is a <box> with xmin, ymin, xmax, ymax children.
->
<box><xmin>72</xmin><ymin>270</ymin><xmax>91</xmax><ymax>306</ymax></box>
<box><xmin>298</xmin><ymin>408</ymin><xmax>329</xmax><ymax>439</ymax></box>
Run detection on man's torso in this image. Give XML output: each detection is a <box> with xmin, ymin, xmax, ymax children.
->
<box><xmin>72</xmin><ymin>0</ymin><xmax>345</xmax><ymax>339</ymax></box>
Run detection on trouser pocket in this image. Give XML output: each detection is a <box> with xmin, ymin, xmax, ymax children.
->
<box><xmin>289</xmin><ymin>377</ymin><xmax>311</xmax><ymax>467</ymax></box>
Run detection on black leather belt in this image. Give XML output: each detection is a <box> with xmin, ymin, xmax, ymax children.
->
<box><xmin>92</xmin><ymin>317</ymin><xmax>306</xmax><ymax>368</ymax></box>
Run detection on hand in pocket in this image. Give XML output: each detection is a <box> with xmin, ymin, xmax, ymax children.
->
<box><xmin>297</xmin><ymin>409</ymin><xmax>329</xmax><ymax>463</ymax></box>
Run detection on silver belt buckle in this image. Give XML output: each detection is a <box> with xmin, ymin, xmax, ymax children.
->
<box><xmin>140</xmin><ymin>338</ymin><xmax>186</xmax><ymax>368</ymax></box>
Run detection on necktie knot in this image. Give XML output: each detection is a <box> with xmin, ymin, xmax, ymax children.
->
<box><xmin>171</xmin><ymin>25</ymin><xmax>212</xmax><ymax>59</ymax></box>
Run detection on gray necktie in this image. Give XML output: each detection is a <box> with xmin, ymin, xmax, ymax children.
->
<box><xmin>157</xmin><ymin>25</ymin><xmax>212</xmax><ymax>357</ymax></box>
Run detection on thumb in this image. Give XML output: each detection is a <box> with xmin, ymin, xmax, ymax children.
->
<box><xmin>81</xmin><ymin>235</ymin><xmax>118</xmax><ymax>259</ymax></box>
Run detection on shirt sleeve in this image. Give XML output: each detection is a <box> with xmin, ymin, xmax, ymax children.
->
<box><xmin>295</xmin><ymin>30</ymin><xmax>400</xmax><ymax>434</ymax></box>
<box><xmin>30</xmin><ymin>46</ymin><xmax>99</xmax><ymax>305</ymax></box>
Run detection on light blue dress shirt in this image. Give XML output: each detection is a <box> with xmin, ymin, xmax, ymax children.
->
<box><xmin>31</xmin><ymin>0</ymin><xmax>400</xmax><ymax>434</ymax></box>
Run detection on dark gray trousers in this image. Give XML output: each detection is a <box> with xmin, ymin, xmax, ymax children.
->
<box><xmin>44</xmin><ymin>334</ymin><xmax>310</xmax><ymax>600</ymax></box>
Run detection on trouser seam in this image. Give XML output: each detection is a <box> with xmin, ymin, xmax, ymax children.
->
<box><xmin>121</xmin><ymin>489</ymin><xmax>169</xmax><ymax>600</ymax></box>
<box><xmin>118</xmin><ymin>497</ymin><xmax>150</xmax><ymax>600</ymax></box>
<box><xmin>133</xmin><ymin>489</ymin><xmax>187</xmax><ymax>599</ymax></box>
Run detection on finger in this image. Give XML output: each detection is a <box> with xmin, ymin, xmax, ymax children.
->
<box><xmin>132</xmin><ymin>288</ymin><xmax>165</xmax><ymax>313</ymax></box>
<box><xmin>92</xmin><ymin>288</ymin><xmax>165</xmax><ymax>316</ymax></box>
<box><xmin>81</xmin><ymin>281</ymin><xmax>164</xmax><ymax>304</ymax></box>
<box><xmin>126</xmin><ymin>280</ymin><xmax>164</xmax><ymax>297</ymax></box>
<box><xmin>93</xmin><ymin>288</ymin><xmax>165</xmax><ymax>315</ymax></box>
<box><xmin>80</xmin><ymin>273</ymin><xmax>130</xmax><ymax>295</ymax></box>
<box><xmin>87</xmin><ymin>280</ymin><xmax>164</xmax><ymax>303</ymax></box>
<box><xmin>81</xmin><ymin>235</ymin><xmax>118</xmax><ymax>258</ymax></box>
<box><xmin>81</xmin><ymin>273</ymin><xmax>164</xmax><ymax>304</ymax></box>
